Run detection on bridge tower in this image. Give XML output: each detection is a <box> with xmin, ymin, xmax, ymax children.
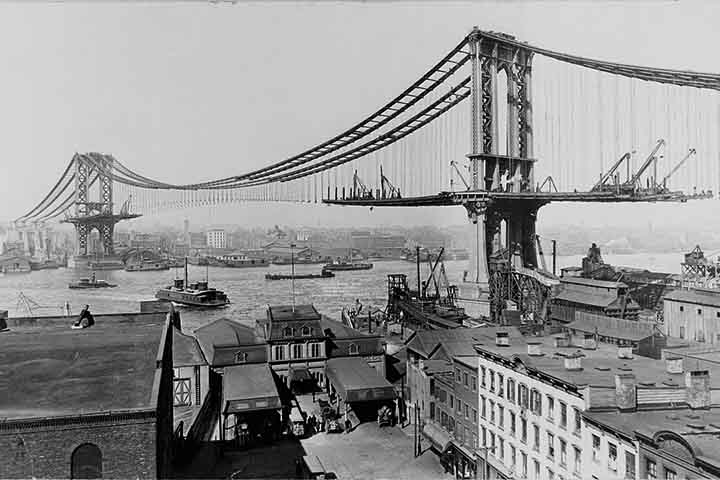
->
<box><xmin>459</xmin><ymin>28</ymin><xmax>542</xmax><ymax>321</ymax></box>
<box><xmin>62</xmin><ymin>153</ymin><xmax>140</xmax><ymax>268</ymax></box>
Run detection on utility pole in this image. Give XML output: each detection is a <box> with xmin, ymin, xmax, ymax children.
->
<box><xmin>551</xmin><ymin>239</ymin><xmax>557</xmax><ymax>276</ymax></box>
<box><xmin>416</xmin><ymin>246</ymin><xmax>421</xmax><ymax>298</ymax></box>
<box><xmin>290</xmin><ymin>243</ymin><xmax>296</xmax><ymax>312</ymax></box>
<box><xmin>413</xmin><ymin>404</ymin><xmax>418</xmax><ymax>457</ymax></box>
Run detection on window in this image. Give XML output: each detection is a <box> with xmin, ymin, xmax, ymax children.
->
<box><xmin>521</xmin><ymin>418</ymin><xmax>528</xmax><ymax>443</ymax></box>
<box><xmin>547</xmin><ymin>432</ymin><xmax>555</xmax><ymax>459</ymax></box>
<box><xmin>507</xmin><ymin>378</ymin><xmax>516</xmax><ymax>403</ymax></box>
<box><xmin>310</xmin><ymin>342</ymin><xmax>322</xmax><ymax>358</ymax></box>
<box><xmin>490</xmin><ymin>400</ymin><xmax>495</xmax><ymax>424</ymax></box>
<box><xmin>499</xmin><ymin>438</ymin><xmax>504</xmax><ymax>461</ymax></box>
<box><xmin>679</xmin><ymin>306</ymin><xmax>684</xmax><ymax>312</ymax></box>
<box><xmin>547</xmin><ymin>468</ymin><xmax>555</xmax><ymax>480</ymax></box>
<box><xmin>533</xmin><ymin>460</ymin><xmax>540</xmax><ymax>480</ymax></box>
<box><xmin>697</xmin><ymin>308</ymin><xmax>702</xmax><ymax>315</ymax></box>
<box><xmin>717</xmin><ymin>311</ymin><xmax>720</xmax><ymax>318</ymax></box>
<box><xmin>292</xmin><ymin>343</ymin><xmax>304</xmax><ymax>359</ymax></box>
<box><xmin>174</xmin><ymin>378</ymin><xmax>191</xmax><ymax>406</ymax></box>
<box><xmin>574</xmin><ymin>447</ymin><xmax>582</xmax><ymax>474</ymax></box>
<box><xmin>625</xmin><ymin>452</ymin><xmax>636</xmax><ymax>479</ymax></box>
<box><xmin>456</xmin><ymin>368</ymin><xmax>462</xmax><ymax>383</ymax></box>
<box><xmin>646</xmin><ymin>460</ymin><xmax>657</xmax><ymax>480</ymax></box>
<box><xmin>573</xmin><ymin>408</ymin><xmax>582</xmax><ymax>435</ymax></box>
<box><xmin>530</xmin><ymin>389</ymin><xmax>542</xmax><ymax>416</ymax></box>
<box><xmin>481</xmin><ymin>396</ymin><xmax>486</xmax><ymax>418</ymax></box>
<box><xmin>559</xmin><ymin>401</ymin><xmax>568</xmax><ymax>429</ymax></box>
<box><xmin>234</xmin><ymin>352</ymin><xmax>248</xmax><ymax>363</ymax></box>
<box><xmin>283</xmin><ymin>327</ymin><xmax>293</xmax><ymax>337</ymax></box>
<box><xmin>471</xmin><ymin>433</ymin><xmax>478</xmax><ymax>449</ymax></box>
<box><xmin>592</xmin><ymin>435</ymin><xmax>600</xmax><ymax>462</ymax></box>
<box><xmin>533</xmin><ymin>424</ymin><xmax>540</xmax><ymax>451</ymax></box>
<box><xmin>490</xmin><ymin>432</ymin><xmax>496</xmax><ymax>452</ymax></box>
<box><xmin>498</xmin><ymin>405</ymin><xmax>504</xmax><ymax>429</ymax></box>
<box><xmin>490</xmin><ymin>370</ymin><xmax>495</xmax><ymax>392</ymax></box>
<box><xmin>664</xmin><ymin>468</ymin><xmax>676</xmax><ymax>480</ymax></box>
<box><xmin>348</xmin><ymin>343</ymin><xmax>359</xmax><ymax>355</ymax></box>
<box><xmin>457</xmin><ymin>399</ymin><xmax>462</xmax><ymax>414</ymax></box>
<box><xmin>679</xmin><ymin>326</ymin><xmax>685</xmax><ymax>338</ymax></box>
<box><xmin>472</xmin><ymin>375</ymin><xmax>477</xmax><ymax>391</ymax></box>
<box><xmin>481</xmin><ymin>366</ymin><xmax>486</xmax><ymax>387</ymax></box>
<box><xmin>510</xmin><ymin>445</ymin><xmax>516</xmax><ymax>471</ymax></box>
<box><xmin>450</xmin><ymin>394</ymin><xmax>455</xmax><ymax>409</ymax></box>
<box><xmin>521</xmin><ymin>452</ymin><xmax>528</xmax><ymax>478</ymax></box>
<box><xmin>547</xmin><ymin>395</ymin><xmax>555</xmax><ymax>421</ymax></box>
<box><xmin>464</xmin><ymin>371</ymin><xmax>469</xmax><ymax>387</ymax></box>
<box><xmin>482</xmin><ymin>426</ymin><xmax>487</xmax><ymax>446</ymax></box>
<box><xmin>465</xmin><ymin>403</ymin><xmax>469</xmax><ymax>419</ymax></box>
<box><xmin>71</xmin><ymin>443</ymin><xmax>102</xmax><ymax>479</ymax></box>
<box><xmin>560</xmin><ymin>439</ymin><xmax>567</xmax><ymax>466</ymax></box>
<box><xmin>473</xmin><ymin>408</ymin><xmax>477</xmax><ymax>424</ymax></box>
<box><xmin>608</xmin><ymin>442</ymin><xmax>618</xmax><ymax>471</ymax></box>
<box><xmin>510</xmin><ymin>411</ymin><xmax>516</xmax><ymax>436</ymax></box>
<box><xmin>273</xmin><ymin>345</ymin><xmax>285</xmax><ymax>361</ymax></box>
<box><xmin>519</xmin><ymin>384</ymin><xmax>529</xmax><ymax>408</ymax></box>
<box><xmin>498</xmin><ymin>373</ymin><xmax>504</xmax><ymax>397</ymax></box>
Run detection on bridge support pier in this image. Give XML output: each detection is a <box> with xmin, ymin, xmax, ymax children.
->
<box><xmin>457</xmin><ymin>201</ymin><xmax>491</xmax><ymax>318</ymax></box>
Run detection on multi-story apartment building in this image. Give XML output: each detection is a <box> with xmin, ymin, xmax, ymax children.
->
<box><xmin>664</xmin><ymin>288</ymin><xmax>720</xmax><ymax>344</ymax></box>
<box><xmin>206</xmin><ymin>229</ymin><xmax>228</xmax><ymax>249</ymax></box>
<box><xmin>472</xmin><ymin>330</ymin><xmax>719</xmax><ymax>480</ymax></box>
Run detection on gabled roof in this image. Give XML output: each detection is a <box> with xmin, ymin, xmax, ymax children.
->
<box><xmin>405</xmin><ymin>326</ymin><xmax>522</xmax><ymax>359</ymax></box>
<box><xmin>561</xmin><ymin>277</ymin><xmax>627</xmax><ymax>289</ymax></box>
<box><xmin>665</xmin><ymin>288</ymin><xmax>720</xmax><ymax>308</ymax></box>
<box><xmin>567</xmin><ymin>312</ymin><xmax>660</xmax><ymax>342</ymax></box>
<box><xmin>173</xmin><ymin>327</ymin><xmax>208</xmax><ymax>367</ymax></box>
<box><xmin>194</xmin><ymin>318</ymin><xmax>264</xmax><ymax>364</ymax></box>
<box><xmin>554</xmin><ymin>289</ymin><xmax>637</xmax><ymax>309</ymax></box>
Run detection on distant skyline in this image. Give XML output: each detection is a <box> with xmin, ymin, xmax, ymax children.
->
<box><xmin>1</xmin><ymin>1</ymin><xmax>720</xmax><ymax>229</ymax></box>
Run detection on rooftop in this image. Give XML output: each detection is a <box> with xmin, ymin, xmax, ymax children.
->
<box><xmin>665</xmin><ymin>288</ymin><xmax>720</xmax><ymax>308</ymax></box>
<box><xmin>567</xmin><ymin>312</ymin><xmax>660</xmax><ymax>341</ymax></box>
<box><xmin>223</xmin><ymin>364</ymin><xmax>279</xmax><ymax>402</ymax></box>
<box><xmin>194</xmin><ymin>318</ymin><xmax>264</xmax><ymax>365</ymax></box>
<box><xmin>268</xmin><ymin>304</ymin><xmax>321</xmax><ymax>323</ymax></box>
<box><xmin>553</xmin><ymin>289</ymin><xmax>629</xmax><ymax>308</ymax></box>
<box><xmin>0</xmin><ymin>315</ymin><xmax>166</xmax><ymax>420</ymax></box>
<box><xmin>472</xmin><ymin>334</ymin><xmax>720</xmax><ymax>391</ymax></box>
<box><xmin>561</xmin><ymin>276</ymin><xmax>628</xmax><ymax>289</ymax></box>
<box><xmin>173</xmin><ymin>327</ymin><xmax>208</xmax><ymax>367</ymax></box>
<box><xmin>406</xmin><ymin>326</ymin><xmax>523</xmax><ymax>359</ymax></box>
<box><xmin>585</xmin><ymin>408</ymin><xmax>720</xmax><ymax>468</ymax></box>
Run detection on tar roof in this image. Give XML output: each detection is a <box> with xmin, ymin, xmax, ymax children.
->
<box><xmin>664</xmin><ymin>288</ymin><xmax>720</xmax><ymax>308</ymax></box>
<box><xmin>585</xmin><ymin>408</ymin><xmax>720</xmax><ymax>466</ymax></box>
<box><xmin>406</xmin><ymin>327</ymin><xmax>522</xmax><ymax>359</ymax></box>
<box><xmin>553</xmin><ymin>289</ymin><xmax>626</xmax><ymax>308</ymax></box>
<box><xmin>173</xmin><ymin>327</ymin><xmax>208</xmax><ymax>367</ymax></box>
<box><xmin>194</xmin><ymin>318</ymin><xmax>264</xmax><ymax>365</ymax></box>
<box><xmin>567</xmin><ymin>312</ymin><xmax>659</xmax><ymax>341</ymax></box>
<box><xmin>223</xmin><ymin>364</ymin><xmax>280</xmax><ymax>401</ymax></box>
<box><xmin>561</xmin><ymin>277</ymin><xmax>628</xmax><ymax>289</ymax></box>
<box><xmin>268</xmin><ymin>304</ymin><xmax>321</xmax><ymax>322</ymax></box>
<box><xmin>325</xmin><ymin>357</ymin><xmax>394</xmax><ymax>391</ymax></box>
<box><xmin>473</xmin><ymin>335</ymin><xmax>720</xmax><ymax>390</ymax></box>
<box><xmin>0</xmin><ymin>317</ymin><xmax>165</xmax><ymax>420</ymax></box>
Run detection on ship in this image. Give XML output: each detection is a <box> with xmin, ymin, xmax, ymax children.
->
<box><xmin>29</xmin><ymin>259</ymin><xmax>61</xmax><ymax>270</ymax></box>
<box><xmin>155</xmin><ymin>259</ymin><xmax>230</xmax><ymax>308</ymax></box>
<box><xmin>125</xmin><ymin>259</ymin><xmax>171</xmax><ymax>272</ymax></box>
<box><xmin>68</xmin><ymin>277</ymin><xmax>117</xmax><ymax>289</ymax></box>
<box><xmin>265</xmin><ymin>269</ymin><xmax>335</xmax><ymax>280</ymax></box>
<box><xmin>323</xmin><ymin>260</ymin><xmax>373</xmax><ymax>271</ymax></box>
<box><xmin>214</xmin><ymin>253</ymin><xmax>269</xmax><ymax>268</ymax></box>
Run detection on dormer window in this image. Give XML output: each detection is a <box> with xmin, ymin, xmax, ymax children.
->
<box><xmin>235</xmin><ymin>352</ymin><xmax>248</xmax><ymax>363</ymax></box>
<box><xmin>301</xmin><ymin>326</ymin><xmax>311</xmax><ymax>337</ymax></box>
<box><xmin>283</xmin><ymin>327</ymin><xmax>292</xmax><ymax>337</ymax></box>
<box><xmin>349</xmin><ymin>343</ymin><xmax>359</xmax><ymax>355</ymax></box>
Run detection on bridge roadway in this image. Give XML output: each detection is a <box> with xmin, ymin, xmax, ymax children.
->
<box><xmin>322</xmin><ymin>190</ymin><xmax>712</xmax><ymax>207</ymax></box>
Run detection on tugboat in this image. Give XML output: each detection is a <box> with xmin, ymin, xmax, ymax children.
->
<box><xmin>68</xmin><ymin>273</ymin><xmax>117</xmax><ymax>289</ymax></box>
<box><xmin>265</xmin><ymin>268</ymin><xmax>335</xmax><ymax>281</ymax></box>
<box><xmin>323</xmin><ymin>260</ymin><xmax>373</xmax><ymax>271</ymax></box>
<box><xmin>155</xmin><ymin>258</ymin><xmax>230</xmax><ymax>308</ymax></box>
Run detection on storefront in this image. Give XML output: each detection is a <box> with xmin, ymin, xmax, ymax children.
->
<box><xmin>222</xmin><ymin>364</ymin><xmax>283</xmax><ymax>447</ymax></box>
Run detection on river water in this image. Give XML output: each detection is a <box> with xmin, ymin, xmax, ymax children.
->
<box><xmin>0</xmin><ymin>252</ymin><xmax>685</xmax><ymax>333</ymax></box>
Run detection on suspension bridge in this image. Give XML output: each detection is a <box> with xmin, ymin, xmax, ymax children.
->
<box><xmin>12</xmin><ymin>27</ymin><xmax>720</xmax><ymax>322</ymax></box>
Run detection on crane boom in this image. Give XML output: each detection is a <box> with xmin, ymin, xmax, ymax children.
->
<box><xmin>630</xmin><ymin>139</ymin><xmax>665</xmax><ymax>185</ymax></box>
<box><xmin>449</xmin><ymin>161</ymin><xmax>470</xmax><ymax>190</ymax></box>
<box><xmin>661</xmin><ymin>148</ymin><xmax>697</xmax><ymax>187</ymax></box>
<box><xmin>535</xmin><ymin>235</ymin><xmax>547</xmax><ymax>271</ymax></box>
<box><xmin>592</xmin><ymin>152</ymin><xmax>631</xmax><ymax>191</ymax></box>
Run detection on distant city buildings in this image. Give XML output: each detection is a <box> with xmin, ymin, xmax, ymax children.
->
<box><xmin>206</xmin><ymin>229</ymin><xmax>228</xmax><ymax>249</ymax></box>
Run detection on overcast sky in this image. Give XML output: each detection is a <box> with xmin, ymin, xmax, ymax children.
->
<box><xmin>1</xmin><ymin>1</ymin><xmax>719</xmax><ymax>230</ymax></box>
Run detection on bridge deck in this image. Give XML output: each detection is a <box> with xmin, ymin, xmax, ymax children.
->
<box><xmin>323</xmin><ymin>190</ymin><xmax>710</xmax><ymax>207</ymax></box>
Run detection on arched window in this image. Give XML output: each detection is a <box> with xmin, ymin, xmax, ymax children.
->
<box><xmin>283</xmin><ymin>327</ymin><xmax>292</xmax><ymax>337</ymax></box>
<box><xmin>71</xmin><ymin>443</ymin><xmax>102</xmax><ymax>479</ymax></box>
<box><xmin>349</xmin><ymin>343</ymin><xmax>358</xmax><ymax>355</ymax></box>
<box><xmin>301</xmin><ymin>326</ymin><xmax>311</xmax><ymax>336</ymax></box>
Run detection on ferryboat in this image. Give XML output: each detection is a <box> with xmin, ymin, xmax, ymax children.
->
<box><xmin>155</xmin><ymin>259</ymin><xmax>230</xmax><ymax>308</ymax></box>
<box><xmin>68</xmin><ymin>276</ymin><xmax>117</xmax><ymax>289</ymax></box>
<box><xmin>125</xmin><ymin>259</ymin><xmax>170</xmax><ymax>272</ymax></box>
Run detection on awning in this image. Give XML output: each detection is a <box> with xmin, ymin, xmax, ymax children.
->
<box><xmin>422</xmin><ymin>423</ymin><xmax>452</xmax><ymax>452</ymax></box>
<box><xmin>289</xmin><ymin>366</ymin><xmax>312</xmax><ymax>382</ymax></box>
<box><xmin>325</xmin><ymin>357</ymin><xmax>396</xmax><ymax>403</ymax></box>
<box><xmin>223</xmin><ymin>364</ymin><xmax>281</xmax><ymax>414</ymax></box>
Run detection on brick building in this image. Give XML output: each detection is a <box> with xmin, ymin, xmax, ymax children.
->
<box><xmin>664</xmin><ymin>288</ymin><xmax>720</xmax><ymax>344</ymax></box>
<box><xmin>0</xmin><ymin>312</ymin><xmax>174</xmax><ymax>479</ymax></box>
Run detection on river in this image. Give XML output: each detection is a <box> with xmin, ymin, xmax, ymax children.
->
<box><xmin>0</xmin><ymin>252</ymin><xmax>686</xmax><ymax>332</ymax></box>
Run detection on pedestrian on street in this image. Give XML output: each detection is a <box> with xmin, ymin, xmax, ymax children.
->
<box><xmin>344</xmin><ymin>418</ymin><xmax>352</xmax><ymax>434</ymax></box>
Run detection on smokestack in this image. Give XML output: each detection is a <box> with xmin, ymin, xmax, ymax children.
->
<box><xmin>615</xmin><ymin>373</ymin><xmax>637</xmax><ymax>411</ymax></box>
<box><xmin>686</xmin><ymin>370</ymin><xmax>711</xmax><ymax>409</ymax></box>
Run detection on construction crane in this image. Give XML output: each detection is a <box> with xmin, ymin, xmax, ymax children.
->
<box><xmin>591</xmin><ymin>152</ymin><xmax>633</xmax><ymax>192</ymax></box>
<box><xmin>352</xmin><ymin>170</ymin><xmax>372</xmax><ymax>199</ymax></box>
<box><xmin>535</xmin><ymin>235</ymin><xmax>547</xmax><ymax>272</ymax></box>
<box><xmin>449</xmin><ymin>161</ymin><xmax>470</xmax><ymax>190</ymax></box>
<box><xmin>628</xmin><ymin>139</ymin><xmax>665</xmax><ymax>190</ymax></box>
<box><xmin>379</xmin><ymin>165</ymin><xmax>401</xmax><ymax>199</ymax></box>
<box><xmin>660</xmin><ymin>148</ymin><xmax>697</xmax><ymax>190</ymax></box>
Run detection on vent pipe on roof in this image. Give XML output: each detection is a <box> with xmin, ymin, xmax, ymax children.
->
<box><xmin>615</xmin><ymin>373</ymin><xmax>637</xmax><ymax>411</ymax></box>
<box><xmin>527</xmin><ymin>341</ymin><xmax>542</xmax><ymax>356</ymax></box>
<box><xmin>564</xmin><ymin>352</ymin><xmax>583</xmax><ymax>371</ymax></box>
<box><xmin>617</xmin><ymin>345</ymin><xmax>634</xmax><ymax>359</ymax></box>
<box><xmin>686</xmin><ymin>370</ymin><xmax>711</xmax><ymax>410</ymax></box>
<box><xmin>496</xmin><ymin>331</ymin><xmax>510</xmax><ymax>347</ymax></box>
<box><xmin>665</xmin><ymin>355</ymin><xmax>684</xmax><ymax>374</ymax></box>
<box><xmin>583</xmin><ymin>333</ymin><xmax>597</xmax><ymax>350</ymax></box>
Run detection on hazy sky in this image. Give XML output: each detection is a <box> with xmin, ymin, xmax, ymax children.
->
<box><xmin>2</xmin><ymin>1</ymin><xmax>720</xmax><ymax>230</ymax></box>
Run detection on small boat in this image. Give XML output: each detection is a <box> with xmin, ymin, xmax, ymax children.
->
<box><xmin>30</xmin><ymin>259</ymin><xmax>61</xmax><ymax>271</ymax></box>
<box><xmin>265</xmin><ymin>269</ymin><xmax>335</xmax><ymax>280</ymax></box>
<box><xmin>323</xmin><ymin>261</ymin><xmax>373</xmax><ymax>271</ymax></box>
<box><xmin>68</xmin><ymin>277</ymin><xmax>117</xmax><ymax>289</ymax></box>
<box><xmin>125</xmin><ymin>260</ymin><xmax>170</xmax><ymax>272</ymax></box>
<box><xmin>155</xmin><ymin>258</ymin><xmax>230</xmax><ymax>308</ymax></box>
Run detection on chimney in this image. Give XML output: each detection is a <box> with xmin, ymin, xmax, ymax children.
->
<box><xmin>665</xmin><ymin>355</ymin><xmax>684</xmax><ymax>374</ymax></box>
<box><xmin>564</xmin><ymin>352</ymin><xmax>583</xmax><ymax>371</ymax></box>
<box><xmin>418</xmin><ymin>359</ymin><xmax>425</xmax><ymax>371</ymax></box>
<box><xmin>617</xmin><ymin>345</ymin><xmax>634</xmax><ymax>359</ymax></box>
<box><xmin>615</xmin><ymin>373</ymin><xmax>637</xmax><ymax>411</ymax></box>
<box><xmin>554</xmin><ymin>334</ymin><xmax>570</xmax><ymax>348</ymax></box>
<box><xmin>583</xmin><ymin>333</ymin><xmax>597</xmax><ymax>350</ymax></box>
<box><xmin>495</xmin><ymin>331</ymin><xmax>510</xmax><ymax>347</ymax></box>
<box><xmin>527</xmin><ymin>341</ymin><xmax>542</xmax><ymax>356</ymax></box>
<box><xmin>686</xmin><ymin>370</ymin><xmax>711</xmax><ymax>409</ymax></box>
